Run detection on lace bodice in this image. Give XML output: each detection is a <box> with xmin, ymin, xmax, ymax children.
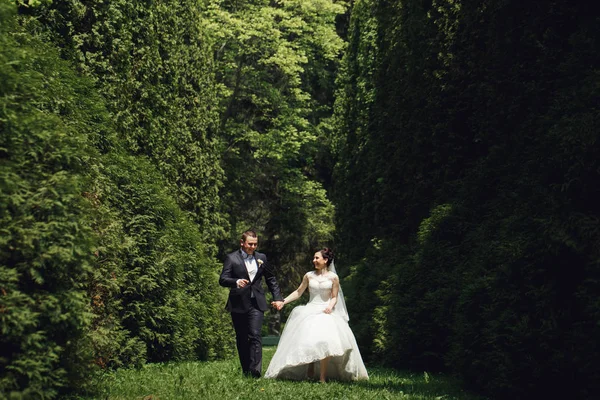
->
<box><xmin>307</xmin><ymin>271</ymin><xmax>335</xmax><ymax>305</ymax></box>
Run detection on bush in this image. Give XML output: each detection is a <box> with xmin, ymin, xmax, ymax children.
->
<box><xmin>0</xmin><ymin>3</ymin><xmax>99</xmax><ymax>396</ymax></box>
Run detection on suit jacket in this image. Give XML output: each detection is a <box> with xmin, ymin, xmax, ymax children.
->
<box><xmin>219</xmin><ymin>250</ymin><xmax>283</xmax><ymax>313</ymax></box>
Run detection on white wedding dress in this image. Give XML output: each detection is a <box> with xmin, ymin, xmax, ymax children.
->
<box><xmin>264</xmin><ymin>271</ymin><xmax>369</xmax><ymax>381</ymax></box>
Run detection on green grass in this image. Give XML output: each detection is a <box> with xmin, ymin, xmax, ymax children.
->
<box><xmin>82</xmin><ymin>347</ymin><xmax>486</xmax><ymax>400</ymax></box>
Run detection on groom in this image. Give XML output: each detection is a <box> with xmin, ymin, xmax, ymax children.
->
<box><xmin>219</xmin><ymin>230</ymin><xmax>284</xmax><ymax>378</ymax></box>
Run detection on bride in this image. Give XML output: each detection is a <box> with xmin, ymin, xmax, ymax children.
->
<box><xmin>265</xmin><ymin>248</ymin><xmax>368</xmax><ymax>382</ymax></box>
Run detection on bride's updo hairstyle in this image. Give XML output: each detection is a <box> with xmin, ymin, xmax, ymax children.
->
<box><xmin>320</xmin><ymin>248</ymin><xmax>334</xmax><ymax>267</ymax></box>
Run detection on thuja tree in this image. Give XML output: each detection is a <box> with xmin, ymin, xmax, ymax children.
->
<box><xmin>427</xmin><ymin>2</ymin><xmax>600</xmax><ymax>397</ymax></box>
<box><xmin>26</xmin><ymin>0</ymin><xmax>236</xmax><ymax>366</ymax></box>
<box><xmin>91</xmin><ymin>152</ymin><xmax>232</xmax><ymax>363</ymax></box>
<box><xmin>1</xmin><ymin>3</ymin><xmax>235</xmax><ymax>398</ymax></box>
<box><xmin>330</xmin><ymin>0</ymin><xmax>382</xmax><ymax>357</ymax></box>
<box><xmin>334</xmin><ymin>0</ymin><xmax>600</xmax><ymax>398</ymax></box>
<box><xmin>33</xmin><ymin>0</ymin><xmax>225</xmax><ymax>242</ymax></box>
<box><xmin>0</xmin><ymin>3</ymin><xmax>100</xmax><ymax>397</ymax></box>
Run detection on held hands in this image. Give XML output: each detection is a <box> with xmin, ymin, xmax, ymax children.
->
<box><xmin>271</xmin><ymin>301</ymin><xmax>284</xmax><ymax>311</ymax></box>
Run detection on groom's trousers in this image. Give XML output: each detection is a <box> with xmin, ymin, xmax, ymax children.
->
<box><xmin>231</xmin><ymin>298</ymin><xmax>264</xmax><ymax>376</ymax></box>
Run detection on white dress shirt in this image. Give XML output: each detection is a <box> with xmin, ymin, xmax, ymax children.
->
<box><xmin>244</xmin><ymin>253</ymin><xmax>258</xmax><ymax>282</ymax></box>
<box><xmin>242</xmin><ymin>252</ymin><xmax>258</xmax><ymax>298</ymax></box>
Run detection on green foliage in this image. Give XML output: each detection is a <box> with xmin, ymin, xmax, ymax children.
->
<box><xmin>204</xmin><ymin>0</ymin><xmax>342</xmax><ymax>288</ymax></box>
<box><xmin>84</xmin><ymin>179</ymin><xmax>147</xmax><ymax>372</ymax></box>
<box><xmin>34</xmin><ymin>0</ymin><xmax>225</xmax><ymax>244</ymax></box>
<box><xmin>0</xmin><ymin>3</ymin><xmax>98</xmax><ymax>396</ymax></box>
<box><xmin>331</xmin><ymin>0</ymin><xmax>381</xmax><ymax>262</ymax></box>
<box><xmin>95</xmin><ymin>153</ymin><xmax>233</xmax><ymax>364</ymax></box>
<box><xmin>2</xmin><ymin>0</ymin><xmax>236</xmax><ymax>396</ymax></box>
<box><xmin>25</xmin><ymin>0</ymin><xmax>236</xmax><ymax>367</ymax></box>
<box><xmin>16</xmin><ymin>0</ymin><xmax>51</xmax><ymax>7</ymax></box>
<box><xmin>330</xmin><ymin>0</ymin><xmax>388</xmax><ymax>360</ymax></box>
<box><xmin>342</xmin><ymin>238</ymin><xmax>394</xmax><ymax>359</ymax></box>
<box><xmin>334</xmin><ymin>0</ymin><xmax>600</xmax><ymax>398</ymax></box>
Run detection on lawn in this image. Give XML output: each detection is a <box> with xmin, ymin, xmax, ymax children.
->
<box><xmin>84</xmin><ymin>347</ymin><xmax>486</xmax><ymax>399</ymax></box>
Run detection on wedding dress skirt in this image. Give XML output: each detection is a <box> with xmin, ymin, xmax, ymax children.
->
<box><xmin>265</xmin><ymin>272</ymin><xmax>368</xmax><ymax>381</ymax></box>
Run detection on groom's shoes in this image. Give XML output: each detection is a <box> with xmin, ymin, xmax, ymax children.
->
<box><xmin>250</xmin><ymin>369</ymin><xmax>261</xmax><ymax>378</ymax></box>
<box><xmin>243</xmin><ymin>370</ymin><xmax>261</xmax><ymax>378</ymax></box>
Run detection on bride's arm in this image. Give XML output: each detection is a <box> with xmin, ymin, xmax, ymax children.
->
<box><xmin>324</xmin><ymin>276</ymin><xmax>339</xmax><ymax>314</ymax></box>
<box><xmin>282</xmin><ymin>273</ymin><xmax>309</xmax><ymax>306</ymax></box>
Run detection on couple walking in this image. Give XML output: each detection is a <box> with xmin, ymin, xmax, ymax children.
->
<box><xmin>219</xmin><ymin>230</ymin><xmax>368</xmax><ymax>382</ymax></box>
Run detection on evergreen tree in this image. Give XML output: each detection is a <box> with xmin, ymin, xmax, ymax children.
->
<box><xmin>334</xmin><ymin>0</ymin><xmax>600</xmax><ymax>398</ymax></box>
<box><xmin>1</xmin><ymin>3</ymin><xmax>98</xmax><ymax>396</ymax></box>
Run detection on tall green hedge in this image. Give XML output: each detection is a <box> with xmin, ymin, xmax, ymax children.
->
<box><xmin>34</xmin><ymin>0</ymin><xmax>225</xmax><ymax>242</ymax></box>
<box><xmin>334</xmin><ymin>0</ymin><xmax>600</xmax><ymax>398</ymax></box>
<box><xmin>331</xmin><ymin>0</ymin><xmax>381</xmax><ymax>355</ymax></box>
<box><xmin>1</xmin><ymin>1</ymin><xmax>235</xmax><ymax>397</ymax></box>
<box><xmin>0</xmin><ymin>3</ymin><xmax>98</xmax><ymax>396</ymax></box>
<box><xmin>92</xmin><ymin>152</ymin><xmax>232</xmax><ymax>364</ymax></box>
<box><xmin>27</xmin><ymin>0</ymin><xmax>235</xmax><ymax>366</ymax></box>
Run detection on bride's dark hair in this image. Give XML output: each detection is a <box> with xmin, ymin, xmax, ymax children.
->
<box><xmin>320</xmin><ymin>248</ymin><xmax>334</xmax><ymax>266</ymax></box>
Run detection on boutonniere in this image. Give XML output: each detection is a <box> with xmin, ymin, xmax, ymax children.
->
<box><xmin>257</xmin><ymin>259</ymin><xmax>264</xmax><ymax>267</ymax></box>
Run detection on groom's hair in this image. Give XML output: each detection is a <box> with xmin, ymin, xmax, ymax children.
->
<box><xmin>241</xmin><ymin>229</ymin><xmax>258</xmax><ymax>242</ymax></box>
